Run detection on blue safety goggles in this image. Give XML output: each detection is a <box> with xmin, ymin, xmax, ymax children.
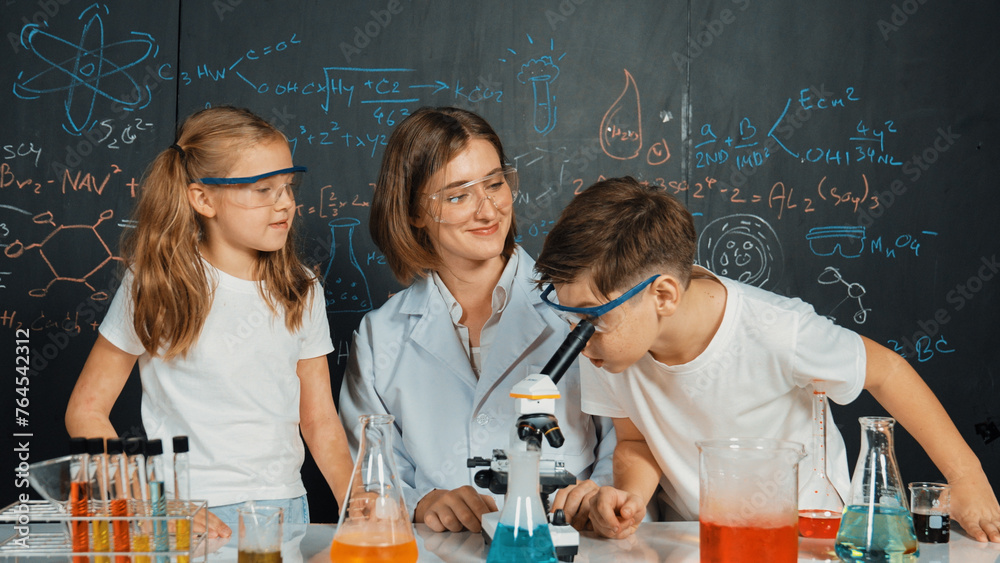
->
<box><xmin>540</xmin><ymin>274</ymin><xmax>660</xmax><ymax>332</ymax></box>
<box><xmin>198</xmin><ymin>165</ymin><xmax>307</xmax><ymax>185</ymax></box>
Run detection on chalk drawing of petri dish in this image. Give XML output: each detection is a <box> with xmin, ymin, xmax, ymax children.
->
<box><xmin>323</xmin><ymin>218</ymin><xmax>372</xmax><ymax>313</ymax></box>
<box><xmin>697</xmin><ymin>214</ymin><xmax>783</xmax><ymax>290</ymax></box>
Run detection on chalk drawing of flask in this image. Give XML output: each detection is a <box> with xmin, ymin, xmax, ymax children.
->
<box><xmin>323</xmin><ymin>218</ymin><xmax>373</xmax><ymax>313</ymax></box>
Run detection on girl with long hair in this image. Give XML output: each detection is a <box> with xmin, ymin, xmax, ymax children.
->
<box><xmin>65</xmin><ymin>106</ymin><xmax>352</xmax><ymax>536</ymax></box>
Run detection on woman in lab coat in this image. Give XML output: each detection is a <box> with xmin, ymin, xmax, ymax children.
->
<box><xmin>340</xmin><ymin>107</ymin><xmax>615</xmax><ymax>533</ymax></box>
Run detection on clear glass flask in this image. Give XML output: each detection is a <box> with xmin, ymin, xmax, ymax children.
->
<box><xmin>835</xmin><ymin>417</ymin><xmax>919</xmax><ymax>561</ymax></box>
<box><xmin>330</xmin><ymin>414</ymin><xmax>418</xmax><ymax>562</ymax></box>
<box><xmin>486</xmin><ymin>448</ymin><xmax>558</xmax><ymax>563</ymax></box>
<box><xmin>798</xmin><ymin>386</ymin><xmax>845</xmax><ymax>538</ymax></box>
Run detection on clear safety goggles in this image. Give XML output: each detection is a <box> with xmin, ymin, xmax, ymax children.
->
<box><xmin>421</xmin><ymin>166</ymin><xmax>519</xmax><ymax>224</ymax></box>
<box><xmin>198</xmin><ymin>166</ymin><xmax>307</xmax><ymax>208</ymax></box>
<box><xmin>540</xmin><ymin>275</ymin><xmax>660</xmax><ymax>333</ymax></box>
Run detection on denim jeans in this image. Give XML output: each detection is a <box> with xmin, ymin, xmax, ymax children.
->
<box><xmin>210</xmin><ymin>494</ymin><xmax>310</xmax><ymax>530</ymax></box>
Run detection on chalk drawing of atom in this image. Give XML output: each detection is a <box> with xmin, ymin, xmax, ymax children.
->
<box><xmin>13</xmin><ymin>3</ymin><xmax>157</xmax><ymax>136</ymax></box>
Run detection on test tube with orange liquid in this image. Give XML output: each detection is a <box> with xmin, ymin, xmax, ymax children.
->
<box><xmin>69</xmin><ymin>437</ymin><xmax>90</xmax><ymax>563</ymax></box>
<box><xmin>107</xmin><ymin>438</ymin><xmax>132</xmax><ymax>563</ymax></box>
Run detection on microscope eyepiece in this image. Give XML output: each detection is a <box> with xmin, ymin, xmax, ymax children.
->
<box><xmin>543</xmin><ymin>319</ymin><xmax>596</xmax><ymax>386</ymax></box>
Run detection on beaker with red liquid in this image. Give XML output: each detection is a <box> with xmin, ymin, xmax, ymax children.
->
<box><xmin>330</xmin><ymin>414</ymin><xmax>418</xmax><ymax>563</ymax></box>
<box><xmin>697</xmin><ymin>438</ymin><xmax>805</xmax><ymax>563</ymax></box>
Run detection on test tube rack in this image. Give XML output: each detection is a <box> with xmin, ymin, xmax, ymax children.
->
<box><xmin>0</xmin><ymin>498</ymin><xmax>208</xmax><ymax>560</ymax></box>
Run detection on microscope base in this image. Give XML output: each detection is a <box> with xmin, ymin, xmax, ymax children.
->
<box><xmin>481</xmin><ymin>511</ymin><xmax>579</xmax><ymax>562</ymax></box>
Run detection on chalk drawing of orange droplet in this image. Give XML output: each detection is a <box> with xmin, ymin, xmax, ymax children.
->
<box><xmin>600</xmin><ymin>69</ymin><xmax>642</xmax><ymax>160</ymax></box>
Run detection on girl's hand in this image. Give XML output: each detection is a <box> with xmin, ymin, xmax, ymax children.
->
<box><xmin>193</xmin><ymin>507</ymin><xmax>232</xmax><ymax>539</ymax></box>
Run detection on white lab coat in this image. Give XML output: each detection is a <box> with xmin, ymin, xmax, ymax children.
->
<box><xmin>340</xmin><ymin>247</ymin><xmax>616</xmax><ymax>519</ymax></box>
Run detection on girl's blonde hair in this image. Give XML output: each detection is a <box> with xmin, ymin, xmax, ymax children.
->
<box><xmin>119</xmin><ymin>106</ymin><xmax>316</xmax><ymax>359</ymax></box>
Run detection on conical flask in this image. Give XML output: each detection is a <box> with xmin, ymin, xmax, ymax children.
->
<box><xmin>486</xmin><ymin>449</ymin><xmax>557</xmax><ymax>563</ymax></box>
<box><xmin>330</xmin><ymin>414</ymin><xmax>417</xmax><ymax>562</ymax></box>
<box><xmin>835</xmin><ymin>417</ymin><xmax>919</xmax><ymax>561</ymax></box>
<box><xmin>798</xmin><ymin>385</ymin><xmax>845</xmax><ymax>538</ymax></box>
<box><xmin>323</xmin><ymin>218</ymin><xmax>373</xmax><ymax>314</ymax></box>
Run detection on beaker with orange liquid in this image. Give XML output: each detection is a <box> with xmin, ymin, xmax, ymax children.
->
<box><xmin>697</xmin><ymin>438</ymin><xmax>806</xmax><ymax>563</ymax></box>
<box><xmin>329</xmin><ymin>414</ymin><xmax>417</xmax><ymax>563</ymax></box>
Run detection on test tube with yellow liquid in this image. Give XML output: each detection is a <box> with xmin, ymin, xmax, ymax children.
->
<box><xmin>173</xmin><ymin>436</ymin><xmax>192</xmax><ymax>563</ymax></box>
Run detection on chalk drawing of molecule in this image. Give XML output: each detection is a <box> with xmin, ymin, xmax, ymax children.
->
<box><xmin>4</xmin><ymin>209</ymin><xmax>122</xmax><ymax>299</ymax></box>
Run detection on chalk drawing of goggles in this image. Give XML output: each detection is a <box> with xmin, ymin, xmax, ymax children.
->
<box><xmin>806</xmin><ymin>226</ymin><xmax>866</xmax><ymax>258</ymax></box>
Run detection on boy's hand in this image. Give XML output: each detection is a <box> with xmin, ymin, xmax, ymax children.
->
<box><xmin>588</xmin><ymin>486</ymin><xmax>645</xmax><ymax>539</ymax></box>
<box><xmin>415</xmin><ymin>486</ymin><xmax>498</xmax><ymax>533</ymax></box>
<box><xmin>551</xmin><ymin>479</ymin><xmax>600</xmax><ymax>530</ymax></box>
<box><xmin>948</xmin><ymin>471</ymin><xmax>1000</xmax><ymax>542</ymax></box>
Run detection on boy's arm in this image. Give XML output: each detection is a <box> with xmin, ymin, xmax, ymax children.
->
<box><xmin>862</xmin><ymin>336</ymin><xmax>1000</xmax><ymax>542</ymax></box>
<box><xmin>297</xmin><ymin>355</ymin><xmax>354</xmax><ymax>508</ymax></box>
<box><xmin>589</xmin><ymin>417</ymin><xmax>660</xmax><ymax>539</ymax></box>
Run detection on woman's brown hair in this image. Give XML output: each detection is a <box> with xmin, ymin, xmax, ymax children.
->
<box><xmin>369</xmin><ymin>107</ymin><xmax>517</xmax><ymax>284</ymax></box>
<box><xmin>119</xmin><ymin>106</ymin><xmax>316</xmax><ymax>359</ymax></box>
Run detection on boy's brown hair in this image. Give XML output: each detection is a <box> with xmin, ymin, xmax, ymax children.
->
<box><xmin>535</xmin><ymin>176</ymin><xmax>697</xmax><ymax>296</ymax></box>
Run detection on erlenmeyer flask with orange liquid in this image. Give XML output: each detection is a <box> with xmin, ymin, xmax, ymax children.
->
<box><xmin>798</xmin><ymin>384</ymin><xmax>845</xmax><ymax>539</ymax></box>
<box><xmin>330</xmin><ymin>414</ymin><xmax>418</xmax><ymax>563</ymax></box>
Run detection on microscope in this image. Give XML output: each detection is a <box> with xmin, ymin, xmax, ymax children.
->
<box><xmin>467</xmin><ymin>320</ymin><xmax>595</xmax><ymax>562</ymax></box>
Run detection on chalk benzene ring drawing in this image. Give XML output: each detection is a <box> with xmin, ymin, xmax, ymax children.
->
<box><xmin>3</xmin><ymin>209</ymin><xmax>123</xmax><ymax>299</ymax></box>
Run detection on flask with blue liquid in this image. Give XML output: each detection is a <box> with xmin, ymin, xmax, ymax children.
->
<box><xmin>835</xmin><ymin>416</ymin><xmax>919</xmax><ymax>562</ymax></box>
<box><xmin>486</xmin><ymin>448</ymin><xmax>558</xmax><ymax>563</ymax></box>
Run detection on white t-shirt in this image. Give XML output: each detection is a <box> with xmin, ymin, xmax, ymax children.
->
<box><xmin>100</xmin><ymin>263</ymin><xmax>334</xmax><ymax>506</ymax></box>
<box><xmin>581</xmin><ymin>274</ymin><xmax>866</xmax><ymax>520</ymax></box>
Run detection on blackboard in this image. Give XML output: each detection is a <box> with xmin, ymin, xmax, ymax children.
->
<box><xmin>3</xmin><ymin>0</ymin><xmax>999</xmax><ymax>524</ymax></box>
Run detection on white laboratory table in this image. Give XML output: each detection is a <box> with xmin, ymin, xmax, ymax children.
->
<box><xmin>4</xmin><ymin>521</ymin><xmax>999</xmax><ymax>561</ymax></box>
<box><xmin>210</xmin><ymin>521</ymin><xmax>997</xmax><ymax>563</ymax></box>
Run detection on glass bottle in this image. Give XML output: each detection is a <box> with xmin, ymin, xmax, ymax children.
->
<box><xmin>68</xmin><ymin>437</ymin><xmax>90</xmax><ymax>557</ymax></box>
<box><xmin>88</xmin><ymin>438</ymin><xmax>111</xmax><ymax>563</ymax></box>
<box><xmin>330</xmin><ymin>414</ymin><xmax>418</xmax><ymax>562</ymax></box>
<box><xmin>172</xmin><ymin>436</ymin><xmax>191</xmax><ymax>563</ymax></box>
<box><xmin>486</xmin><ymin>448</ymin><xmax>558</xmax><ymax>563</ymax></box>
<box><xmin>798</xmin><ymin>385</ymin><xmax>845</xmax><ymax>538</ymax></box>
<box><xmin>106</xmin><ymin>438</ymin><xmax>131</xmax><ymax>563</ymax></box>
<box><xmin>835</xmin><ymin>417</ymin><xmax>919</xmax><ymax>561</ymax></box>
